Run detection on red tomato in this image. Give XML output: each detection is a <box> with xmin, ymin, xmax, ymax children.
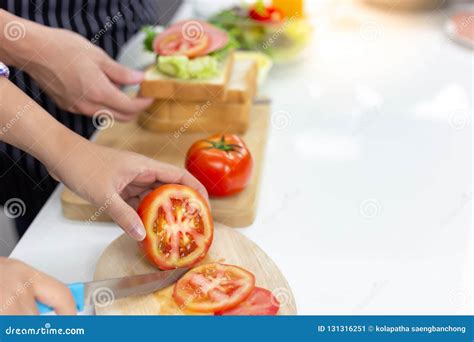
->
<box><xmin>185</xmin><ymin>134</ymin><xmax>253</xmax><ymax>197</ymax></box>
<box><xmin>137</xmin><ymin>184</ymin><xmax>213</xmax><ymax>270</ymax></box>
<box><xmin>249</xmin><ymin>1</ymin><xmax>285</xmax><ymax>22</ymax></box>
<box><xmin>215</xmin><ymin>287</ymin><xmax>280</xmax><ymax>316</ymax></box>
<box><xmin>153</xmin><ymin>20</ymin><xmax>229</xmax><ymax>58</ymax></box>
<box><xmin>156</xmin><ymin>33</ymin><xmax>210</xmax><ymax>58</ymax></box>
<box><xmin>173</xmin><ymin>263</ymin><xmax>255</xmax><ymax>313</ymax></box>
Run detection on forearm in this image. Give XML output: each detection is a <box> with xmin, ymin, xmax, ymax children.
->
<box><xmin>0</xmin><ymin>9</ymin><xmax>51</xmax><ymax>69</ymax></box>
<box><xmin>0</xmin><ymin>77</ymin><xmax>87</xmax><ymax>171</ymax></box>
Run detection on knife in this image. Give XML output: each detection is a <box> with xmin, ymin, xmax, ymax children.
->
<box><xmin>36</xmin><ymin>268</ymin><xmax>188</xmax><ymax>314</ymax></box>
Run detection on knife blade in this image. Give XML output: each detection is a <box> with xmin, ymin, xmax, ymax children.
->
<box><xmin>84</xmin><ymin>267</ymin><xmax>188</xmax><ymax>306</ymax></box>
<box><xmin>36</xmin><ymin>268</ymin><xmax>188</xmax><ymax>314</ymax></box>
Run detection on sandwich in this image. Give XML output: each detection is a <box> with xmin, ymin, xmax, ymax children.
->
<box><xmin>139</xmin><ymin>55</ymin><xmax>258</xmax><ymax>134</ymax></box>
<box><xmin>140</xmin><ymin>20</ymin><xmax>237</xmax><ymax>101</ymax></box>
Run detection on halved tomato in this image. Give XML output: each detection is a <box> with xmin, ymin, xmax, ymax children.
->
<box><xmin>137</xmin><ymin>184</ymin><xmax>213</xmax><ymax>270</ymax></box>
<box><xmin>215</xmin><ymin>287</ymin><xmax>280</xmax><ymax>316</ymax></box>
<box><xmin>173</xmin><ymin>263</ymin><xmax>255</xmax><ymax>313</ymax></box>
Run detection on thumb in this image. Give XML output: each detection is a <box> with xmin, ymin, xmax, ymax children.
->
<box><xmin>106</xmin><ymin>195</ymin><xmax>146</xmax><ymax>241</ymax></box>
<box><xmin>102</xmin><ymin>57</ymin><xmax>145</xmax><ymax>85</ymax></box>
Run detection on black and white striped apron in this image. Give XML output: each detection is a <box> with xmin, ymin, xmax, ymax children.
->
<box><xmin>0</xmin><ymin>0</ymin><xmax>181</xmax><ymax>235</ymax></box>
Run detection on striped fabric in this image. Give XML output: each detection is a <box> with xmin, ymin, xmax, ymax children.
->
<box><xmin>0</xmin><ymin>0</ymin><xmax>180</xmax><ymax>235</ymax></box>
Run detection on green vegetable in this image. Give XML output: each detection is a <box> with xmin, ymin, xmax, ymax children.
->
<box><xmin>142</xmin><ymin>26</ymin><xmax>157</xmax><ymax>53</ymax></box>
<box><xmin>209</xmin><ymin>35</ymin><xmax>240</xmax><ymax>61</ymax></box>
<box><xmin>157</xmin><ymin>55</ymin><xmax>220</xmax><ymax>80</ymax></box>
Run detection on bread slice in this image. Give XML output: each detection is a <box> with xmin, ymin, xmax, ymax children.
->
<box><xmin>223</xmin><ymin>57</ymin><xmax>258</xmax><ymax>103</ymax></box>
<box><xmin>138</xmin><ymin>100</ymin><xmax>252</xmax><ymax>134</ymax></box>
<box><xmin>139</xmin><ymin>52</ymin><xmax>235</xmax><ymax>101</ymax></box>
<box><xmin>138</xmin><ymin>58</ymin><xmax>259</xmax><ymax>134</ymax></box>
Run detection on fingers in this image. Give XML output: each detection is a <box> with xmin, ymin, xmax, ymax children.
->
<box><xmin>96</xmin><ymin>80</ymin><xmax>153</xmax><ymax>116</ymax></box>
<box><xmin>106</xmin><ymin>195</ymin><xmax>146</xmax><ymax>241</ymax></box>
<box><xmin>71</xmin><ymin>96</ymin><xmax>151</xmax><ymax>122</ymax></box>
<box><xmin>69</xmin><ymin>69</ymin><xmax>152</xmax><ymax>120</ymax></box>
<box><xmin>33</xmin><ymin>271</ymin><xmax>77</xmax><ymax>315</ymax></box>
<box><xmin>101</xmin><ymin>57</ymin><xmax>144</xmax><ymax>85</ymax></box>
<box><xmin>146</xmin><ymin>159</ymin><xmax>209</xmax><ymax>200</ymax></box>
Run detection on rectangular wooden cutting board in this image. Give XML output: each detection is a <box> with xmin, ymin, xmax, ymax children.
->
<box><xmin>61</xmin><ymin>102</ymin><xmax>270</xmax><ymax>227</ymax></box>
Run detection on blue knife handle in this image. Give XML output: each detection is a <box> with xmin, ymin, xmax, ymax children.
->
<box><xmin>36</xmin><ymin>282</ymin><xmax>85</xmax><ymax>314</ymax></box>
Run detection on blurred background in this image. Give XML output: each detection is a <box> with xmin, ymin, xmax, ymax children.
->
<box><xmin>2</xmin><ymin>0</ymin><xmax>472</xmax><ymax>258</ymax></box>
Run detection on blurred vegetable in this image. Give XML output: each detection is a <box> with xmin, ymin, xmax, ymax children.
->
<box><xmin>142</xmin><ymin>26</ymin><xmax>157</xmax><ymax>53</ymax></box>
<box><xmin>249</xmin><ymin>0</ymin><xmax>285</xmax><ymax>22</ymax></box>
<box><xmin>210</xmin><ymin>4</ymin><xmax>311</xmax><ymax>64</ymax></box>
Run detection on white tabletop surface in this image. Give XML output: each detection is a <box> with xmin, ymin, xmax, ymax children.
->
<box><xmin>10</xmin><ymin>2</ymin><xmax>473</xmax><ymax>315</ymax></box>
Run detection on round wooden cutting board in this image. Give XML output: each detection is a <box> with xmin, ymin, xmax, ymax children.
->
<box><xmin>94</xmin><ymin>223</ymin><xmax>297</xmax><ymax>315</ymax></box>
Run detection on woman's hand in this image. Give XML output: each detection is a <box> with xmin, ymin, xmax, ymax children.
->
<box><xmin>1</xmin><ymin>79</ymin><xmax>208</xmax><ymax>242</ymax></box>
<box><xmin>49</xmin><ymin>142</ymin><xmax>209</xmax><ymax>241</ymax></box>
<box><xmin>0</xmin><ymin>10</ymin><xmax>152</xmax><ymax>121</ymax></box>
<box><xmin>0</xmin><ymin>258</ymin><xmax>76</xmax><ymax>315</ymax></box>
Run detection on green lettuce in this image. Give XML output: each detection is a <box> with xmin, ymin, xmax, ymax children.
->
<box><xmin>142</xmin><ymin>26</ymin><xmax>157</xmax><ymax>53</ymax></box>
<box><xmin>157</xmin><ymin>55</ymin><xmax>220</xmax><ymax>80</ymax></box>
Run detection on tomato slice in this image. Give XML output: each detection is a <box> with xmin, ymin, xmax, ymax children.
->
<box><xmin>137</xmin><ymin>184</ymin><xmax>213</xmax><ymax>270</ymax></box>
<box><xmin>173</xmin><ymin>263</ymin><xmax>255</xmax><ymax>313</ymax></box>
<box><xmin>157</xmin><ymin>33</ymin><xmax>210</xmax><ymax>58</ymax></box>
<box><xmin>215</xmin><ymin>287</ymin><xmax>280</xmax><ymax>316</ymax></box>
<box><xmin>153</xmin><ymin>20</ymin><xmax>229</xmax><ymax>58</ymax></box>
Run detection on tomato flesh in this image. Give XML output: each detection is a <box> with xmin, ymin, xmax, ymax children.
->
<box><xmin>157</xmin><ymin>33</ymin><xmax>210</xmax><ymax>58</ymax></box>
<box><xmin>138</xmin><ymin>184</ymin><xmax>213</xmax><ymax>270</ymax></box>
<box><xmin>215</xmin><ymin>287</ymin><xmax>280</xmax><ymax>315</ymax></box>
<box><xmin>153</xmin><ymin>20</ymin><xmax>229</xmax><ymax>58</ymax></box>
<box><xmin>173</xmin><ymin>263</ymin><xmax>255</xmax><ymax>313</ymax></box>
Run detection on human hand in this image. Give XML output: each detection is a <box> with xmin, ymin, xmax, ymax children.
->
<box><xmin>1</xmin><ymin>79</ymin><xmax>205</xmax><ymax>242</ymax></box>
<box><xmin>0</xmin><ymin>258</ymin><xmax>76</xmax><ymax>315</ymax></box>
<box><xmin>0</xmin><ymin>10</ymin><xmax>153</xmax><ymax>121</ymax></box>
<box><xmin>49</xmin><ymin>141</ymin><xmax>208</xmax><ymax>241</ymax></box>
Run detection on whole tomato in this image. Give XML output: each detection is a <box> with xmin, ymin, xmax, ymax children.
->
<box><xmin>185</xmin><ymin>134</ymin><xmax>253</xmax><ymax>197</ymax></box>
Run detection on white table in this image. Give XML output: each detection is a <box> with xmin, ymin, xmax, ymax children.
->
<box><xmin>10</xmin><ymin>3</ymin><xmax>473</xmax><ymax>315</ymax></box>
